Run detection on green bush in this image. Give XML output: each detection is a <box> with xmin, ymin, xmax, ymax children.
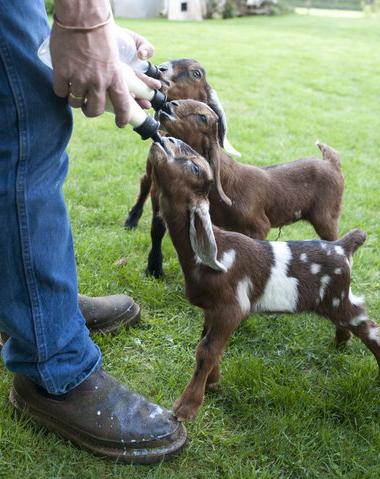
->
<box><xmin>45</xmin><ymin>0</ymin><xmax>54</xmax><ymax>15</ymax></box>
<box><xmin>272</xmin><ymin>0</ymin><xmax>295</xmax><ymax>14</ymax></box>
<box><xmin>286</xmin><ymin>0</ymin><xmax>362</xmax><ymax>10</ymax></box>
<box><xmin>223</xmin><ymin>0</ymin><xmax>239</xmax><ymax>18</ymax></box>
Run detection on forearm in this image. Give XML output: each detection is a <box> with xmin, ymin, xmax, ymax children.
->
<box><xmin>54</xmin><ymin>0</ymin><xmax>111</xmax><ymax>27</ymax></box>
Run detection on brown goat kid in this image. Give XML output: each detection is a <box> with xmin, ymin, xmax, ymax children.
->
<box><xmin>150</xmin><ymin>137</ymin><xmax>377</xmax><ymax>422</ymax></box>
<box><xmin>124</xmin><ymin>58</ymin><xmax>240</xmax><ymax>230</ymax></box>
<box><xmin>145</xmin><ymin>99</ymin><xmax>344</xmax><ymax>277</ymax></box>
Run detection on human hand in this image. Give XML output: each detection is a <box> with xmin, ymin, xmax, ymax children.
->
<box><xmin>118</xmin><ymin>27</ymin><xmax>161</xmax><ymax>109</ymax></box>
<box><xmin>50</xmin><ymin>17</ymin><xmax>132</xmax><ymax>127</ymax></box>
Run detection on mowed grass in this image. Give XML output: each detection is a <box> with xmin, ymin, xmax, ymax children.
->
<box><xmin>1</xmin><ymin>13</ymin><xmax>380</xmax><ymax>479</ymax></box>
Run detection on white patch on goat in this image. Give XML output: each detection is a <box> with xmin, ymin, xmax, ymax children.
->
<box><xmin>294</xmin><ymin>210</ymin><xmax>302</xmax><ymax>220</ymax></box>
<box><xmin>208</xmin><ymin>89</ymin><xmax>241</xmax><ymax>157</ymax></box>
<box><xmin>300</xmin><ymin>253</ymin><xmax>308</xmax><ymax>263</ymax></box>
<box><xmin>310</xmin><ymin>263</ymin><xmax>321</xmax><ymax>275</ymax></box>
<box><xmin>194</xmin><ymin>255</ymin><xmax>202</xmax><ymax>265</ymax></box>
<box><xmin>349</xmin><ymin>288</ymin><xmax>365</xmax><ymax>307</ymax></box>
<box><xmin>236</xmin><ymin>277</ymin><xmax>252</xmax><ymax>315</ymax></box>
<box><xmin>332</xmin><ymin>297</ymin><xmax>340</xmax><ymax>308</ymax></box>
<box><xmin>346</xmin><ymin>256</ymin><xmax>353</xmax><ymax>269</ymax></box>
<box><xmin>368</xmin><ymin>327</ymin><xmax>380</xmax><ymax>345</ymax></box>
<box><xmin>189</xmin><ymin>201</ymin><xmax>227</xmax><ymax>272</ymax></box>
<box><xmin>319</xmin><ymin>275</ymin><xmax>331</xmax><ymax>301</ymax></box>
<box><xmin>341</xmin><ymin>291</ymin><xmax>346</xmax><ymax>301</ymax></box>
<box><xmin>334</xmin><ymin>268</ymin><xmax>342</xmax><ymax>275</ymax></box>
<box><xmin>335</xmin><ymin>245</ymin><xmax>345</xmax><ymax>256</ymax></box>
<box><xmin>160</xmin><ymin>61</ymin><xmax>173</xmax><ymax>79</ymax></box>
<box><xmin>220</xmin><ymin>249</ymin><xmax>236</xmax><ymax>271</ymax></box>
<box><xmin>350</xmin><ymin>313</ymin><xmax>368</xmax><ymax>327</ymax></box>
<box><xmin>254</xmin><ymin>242</ymin><xmax>299</xmax><ymax>312</ymax></box>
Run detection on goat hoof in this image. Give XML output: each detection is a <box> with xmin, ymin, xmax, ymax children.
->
<box><xmin>334</xmin><ymin>339</ymin><xmax>351</xmax><ymax>349</ymax></box>
<box><xmin>124</xmin><ymin>216</ymin><xmax>138</xmax><ymax>230</ymax></box>
<box><xmin>145</xmin><ymin>265</ymin><xmax>164</xmax><ymax>279</ymax></box>
<box><xmin>172</xmin><ymin>398</ymin><xmax>199</xmax><ymax>422</ymax></box>
<box><xmin>206</xmin><ymin>382</ymin><xmax>219</xmax><ymax>392</ymax></box>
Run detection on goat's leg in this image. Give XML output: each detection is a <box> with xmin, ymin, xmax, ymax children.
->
<box><xmin>173</xmin><ymin>310</ymin><xmax>241</xmax><ymax>421</ymax></box>
<box><xmin>198</xmin><ymin>323</ymin><xmax>221</xmax><ymax>391</ymax></box>
<box><xmin>146</xmin><ymin>194</ymin><xmax>166</xmax><ymax>278</ymax></box>
<box><xmin>344</xmin><ymin>305</ymin><xmax>380</xmax><ymax>371</ymax></box>
<box><xmin>124</xmin><ymin>162</ymin><xmax>152</xmax><ymax>230</ymax></box>
<box><xmin>248</xmin><ymin>214</ymin><xmax>271</xmax><ymax>240</ymax></box>
<box><xmin>328</xmin><ymin>300</ymin><xmax>380</xmax><ymax>371</ymax></box>
<box><xmin>309</xmin><ymin>214</ymin><xmax>339</xmax><ymax>241</ymax></box>
<box><xmin>334</xmin><ymin>325</ymin><xmax>353</xmax><ymax>347</ymax></box>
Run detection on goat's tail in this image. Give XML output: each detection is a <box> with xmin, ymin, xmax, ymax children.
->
<box><xmin>316</xmin><ymin>141</ymin><xmax>341</xmax><ymax>169</ymax></box>
<box><xmin>338</xmin><ymin>229</ymin><xmax>367</xmax><ymax>256</ymax></box>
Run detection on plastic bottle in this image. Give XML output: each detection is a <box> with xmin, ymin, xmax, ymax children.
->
<box><xmin>38</xmin><ymin>34</ymin><xmax>165</xmax><ymax>142</ymax></box>
<box><xmin>38</xmin><ymin>36</ymin><xmax>166</xmax><ymax>111</ymax></box>
<box><xmin>114</xmin><ymin>25</ymin><xmax>160</xmax><ymax>79</ymax></box>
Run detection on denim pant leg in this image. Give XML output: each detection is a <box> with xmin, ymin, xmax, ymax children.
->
<box><xmin>0</xmin><ymin>1</ymin><xmax>101</xmax><ymax>394</ymax></box>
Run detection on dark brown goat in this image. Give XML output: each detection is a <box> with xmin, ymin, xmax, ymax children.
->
<box><xmin>124</xmin><ymin>58</ymin><xmax>240</xmax><ymax>230</ymax></box>
<box><xmin>150</xmin><ymin>137</ymin><xmax>376</xmax><ymax>422</ymax></box>
<box><xmin>145</xmin><ymin>99</ymin><xmax>344</xmax><ymax>277</ymax></box>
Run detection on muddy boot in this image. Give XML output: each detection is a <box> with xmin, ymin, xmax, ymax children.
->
<box><xmin>0</xmin><ymin>294</ymin><xmax>141</xmax><ymax>350</ymax></box>
<box><xmin>78</xmin><ymin>294</ymin><xmax>140</xmax><ymax>334</ymax></box>
<box><xmin>10</xmin><ymin>369</ymin><xmax>187</xmax><ymax>464</ymax></box>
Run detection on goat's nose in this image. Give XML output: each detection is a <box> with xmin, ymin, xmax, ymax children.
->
<box><xmin>158</xmin><ymin>65</ymin><xmax>169</xmax><ymax>73</ymax></box>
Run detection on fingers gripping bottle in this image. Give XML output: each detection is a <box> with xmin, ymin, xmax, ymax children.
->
<box><xmin>113</xmin><ymin>25</ymin><xmax>161</xmax><ymax>79</ymax></box>
<box><xmin>38</xmin><ymin>29</ymin><xmax>166</xmax><ymax>142</ymax></box>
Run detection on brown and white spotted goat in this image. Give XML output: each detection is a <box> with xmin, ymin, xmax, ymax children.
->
<box><xmin>145</xmin><ymin>99</ymin><xmax>344</xmax><ymax>277</ymax></box>
<box><xmin>150</xmin><ymin>136</ymin><xmax>377</xmax><ymax>422</ymax></box>
<box><xmin>124</xmin><ymin>58</ymin><xmax>240</xmax><ymax>230</ymax></box>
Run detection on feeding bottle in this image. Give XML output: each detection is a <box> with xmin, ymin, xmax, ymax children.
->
<box><xmin>114</xmin><ymin>25</ymin><xmax>161</xmax><ymax>79</ymax></box>
<box><xmin>38</xmin><ymin>29</ymin><xmax>167</xmax><ymax>142</ymax></box>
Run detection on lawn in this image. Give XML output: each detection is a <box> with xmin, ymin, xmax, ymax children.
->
<box><xmin>1</xmin><ymin>13</ymin><xmax>380</xmax><ymax>479</ymax></box>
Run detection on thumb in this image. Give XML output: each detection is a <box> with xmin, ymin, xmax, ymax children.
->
<box><xmin>137</xmin><ymin>42</ymin><xmax>154</xmax><ymax>61</ymax></box>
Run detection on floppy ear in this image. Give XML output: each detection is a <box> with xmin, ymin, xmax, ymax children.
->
<box><xmin>207</xmin><ymin>88</ymin><xmax>241</xmax><ymax>158</ymax></box>
<box><xmin>207</xmin><ymin>142</ymin><xmax>232</xmax><ymax>207</ymax></box>
<box><xmin>189</xmin><ymin>201</ymin><xmax>227</xmax><ymax>272</ymax></box>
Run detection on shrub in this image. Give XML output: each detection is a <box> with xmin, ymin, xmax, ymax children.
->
<box><xmin>45</xmin><ymin>0</ymin><xmax>54</xmax><ymax>15</ymax></box>
<box><xmin>223</xmin><ymin>0</ymin><xmax>239</xmax><ymax>17</ymax></box>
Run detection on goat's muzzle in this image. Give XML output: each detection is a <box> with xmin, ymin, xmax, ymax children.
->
<box><xmin>158</xmin><ymin>104</ymin><xmax>176</xmax><ymax>123</ymax></box>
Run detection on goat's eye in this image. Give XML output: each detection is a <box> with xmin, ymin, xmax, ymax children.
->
<box><xmin>192</xmin><ymin>69</ymin><xmax>202</xmax><ymax>80</ymax></box>
<box><xmin>198</xmin><ymin>114</ymin><xmax>207</xmax><ymax>124</ymax></box>
<box><xmin>190</xmin><ymin>163</ymin><xmax>200</xmax><ymax>175</ymax></box>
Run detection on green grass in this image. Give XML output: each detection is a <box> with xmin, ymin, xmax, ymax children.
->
<box><xmin>1</xmin><ymin>13</ymin><xmax>380</xmax><ymax>479</ymax></box>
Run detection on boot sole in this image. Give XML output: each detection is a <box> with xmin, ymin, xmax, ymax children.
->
<box><xmin>9</xmin><ymin>385</ymin><xmax>187</xmax><ymax>465</ymax></box>
<box><xmin>89</xmin><ymin>303</ymin><xmax>141</xmax><ymax>335</ymax></box>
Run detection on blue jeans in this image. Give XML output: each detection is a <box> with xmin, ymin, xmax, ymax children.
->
<box><xmin>0</xmin><ymin>1</ymin><xmax>101</xmax><ymax>394</ymax></box>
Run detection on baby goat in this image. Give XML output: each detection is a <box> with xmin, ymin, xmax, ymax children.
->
<box><xmin>125</xmin><ymin>58</ymin><xmax>239</xmax><ymax>230</ymax></box>
<box><xmin>145</xmin><ymin>99</ymin><xmax>344</xmax><ymax>277</ymax></box>
<box><xmin>150</xmin><ymin>137</ymin><xmax>376</xmax><ymax>422</ymax></box>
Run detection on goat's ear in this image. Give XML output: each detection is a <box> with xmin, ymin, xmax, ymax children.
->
<box><xmin>208</xmin><ymin>143</ymin><xmax>232</xmax><ymax>207</ymax></box>
<box><xmin>207</xmin><ymin>88</ymin><xmax>241</xmax><ymax>158</ymax></box>
<box><xmin>189</xmin><ymin>201</ymin><xmax>227</xmax><ymax>272</ymax></box>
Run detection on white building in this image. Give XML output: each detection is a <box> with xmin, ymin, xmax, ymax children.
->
<box><xmin>166</xmin><ymin>0</ymin><xmax>207</xmax><ymax>21</ymax></box>
<box><xmin>112</xmin><ymin>0</ymin><xmax>209</xmax><ymax>20</ymax></box>
<box><xmin>111</xmin><ymin>0</ymin><xmax>163</xmax><ymax>18</ymax></box>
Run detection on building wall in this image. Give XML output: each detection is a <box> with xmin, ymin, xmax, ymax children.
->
<box><xmin>167</xmin><ymin>0</ymin><xmax>207</xmax><ymax>20</ymax></box>
<box><xmin>113</xmin><ymin>0</ymin><xmax>163</xmax><ymax>18</ymax></box>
